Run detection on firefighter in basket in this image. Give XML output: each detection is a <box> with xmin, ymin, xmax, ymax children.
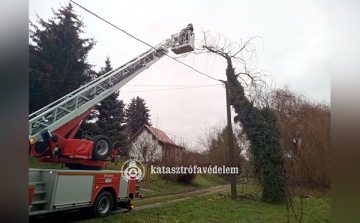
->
<box><xmin>179</xmin><ymin>23</ymin><xmax>194</xmax><ymax>45</ymax></box>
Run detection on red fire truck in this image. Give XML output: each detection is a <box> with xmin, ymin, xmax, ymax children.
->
<box><xmin>28</xmin><ymin>29</ymin><xmax>195</xmax><ymax>218</ymax></box>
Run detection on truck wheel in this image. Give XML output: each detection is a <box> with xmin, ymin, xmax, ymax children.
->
<box><xmin>93</xmin><ymin>191</ymin><xmax>113</xmax><ymax>217</ymax></box>
<box><xmin>91</xmin><ymin>135</ymin><xmax>112</xmax><ymax>161</ymax></box>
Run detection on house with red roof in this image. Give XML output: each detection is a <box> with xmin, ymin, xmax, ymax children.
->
<box><xmin>128</xmin><ymin>125</ymin><xmax>184</xmax><ymax>164</ymax></box>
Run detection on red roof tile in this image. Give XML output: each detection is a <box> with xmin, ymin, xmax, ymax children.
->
<box><xmin>144</xmin><ymin>125</ymin><xmax>175</xmax><ymax>145</ymax></box>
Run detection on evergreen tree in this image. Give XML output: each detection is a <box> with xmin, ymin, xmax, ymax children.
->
<box><xmin>95</xmin><ymin>57</ymin><xmax>126</xmax><ymax>146</ymax></box>
<box><xmin>125</xmin><ymin>97</ymin><xmax>151</xmax><ymax>137</ymax></box>
<box><xmin>29</xmin><ymin>3</ymin><xmax>96</xmax><ymax>113</ymax></box>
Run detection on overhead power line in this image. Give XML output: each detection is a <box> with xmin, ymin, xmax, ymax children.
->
<box><xmin>127</xmin><ymin>84</ymin><xmax>222</xmax><ymax>87</ymax></box>
<box><xmin>29</xmin><ymin>78</ymin><xmax>221</xmax><ymax>88</ymax></box>
<box><xmin>69</xmin><ymin>0</ymin><xmax>221</xmax><ymax>83</ymax></box>
<box><xmin>29</xmin><ymin>84</ymin><xmax>222</xmax><ymax>95</ymax></box>
<box><xmin>120</xmin><ymin>85</ymin><xmax>222</xmax><ymax>93</ymax></box>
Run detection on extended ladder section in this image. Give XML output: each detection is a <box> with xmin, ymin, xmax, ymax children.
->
<box><xmin>29</xmin><ymin>31</ymin><xmax>195</xmax><ymax>145</ymax></box>
<box><xmin>29</xmin><ymin>38</ymin><xmax>175</xmax><ymax>144</ymax></box>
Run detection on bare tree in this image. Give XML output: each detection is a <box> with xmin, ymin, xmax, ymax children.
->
<box><xmin>185</xmin><ymin>30</ymin><xmax>275</xmax><ymax>105</ymax></box>
<box><xmin>198</xmin><ymin>121</ymin><xmax>226</xmax><ymax>152</ymax></box>
<box><xmin>199</xmin><ymin>121</ymin><xmax>248</xmax><ymax>175</ymax></box>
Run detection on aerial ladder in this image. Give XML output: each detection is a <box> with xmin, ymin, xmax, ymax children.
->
<box><xmin>29</xmin><ymin>30</ymin><xmax>195</xmax><ymax>169</ymax></box>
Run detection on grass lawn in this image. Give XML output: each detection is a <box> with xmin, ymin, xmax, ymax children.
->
<box><xmin>137</xmin><ymin>174</ymin><xmax>228</xmax><ymax>198</ymax></box>
<box><xmin>79</xmin><ymin>185</ymin><xmax>330</xmax><ymax>223</ymax></box>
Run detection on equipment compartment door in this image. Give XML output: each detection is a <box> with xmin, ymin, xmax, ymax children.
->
<box><xmin>54</xmin><ymin>175</ymin><xmax>94</xmax><ymax>206</ymax></box>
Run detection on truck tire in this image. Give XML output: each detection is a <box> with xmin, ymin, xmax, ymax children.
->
<box><xmin>93</xmin><ymin>191</ymin><xmax>114</xmax><ymax>217</ymax></box>
<box><xmin>91</xmin><ymin>135</ymin><xmax>112</xmax><ymax>161</ymax></box>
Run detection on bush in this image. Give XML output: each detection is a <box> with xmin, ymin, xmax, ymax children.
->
<box><xmin>159</xmin><ymin>172</ymin><xmax>196</xmax><ymax>184</ymax></box>
<box><xmin>159</xmin><ymin>169</ymin><xmax>197</xmax><ymax>184</ymax></box>
<box><xmin>177</xmin><ymin>172</ymin><xmax>196</xmax><ymax>184</ymax></box>
<box><xmin>159</xmin><ymin>174</ymin><xmax>177</xmax><ymax>182</ymax></box>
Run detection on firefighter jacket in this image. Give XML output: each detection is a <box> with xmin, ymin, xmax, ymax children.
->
<box><xmin>186</xmin><ymin>24</ymin><xmax>194</xmax><ymax>32</ymax></box>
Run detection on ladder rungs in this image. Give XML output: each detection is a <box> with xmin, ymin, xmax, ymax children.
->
<box><xmin>32</xmin><ymin>200</ymin><xmax>47</xmax><ymax>205</ymax></box>
<box><xmin>30</xmin><ymin>182</ymin><xmax>45</xmax><ymax>185</ymax></box>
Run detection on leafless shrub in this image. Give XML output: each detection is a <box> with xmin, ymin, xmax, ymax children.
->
<box><xmin>263</xmin><ymin>86</ymin><xmax>330</xmax><ymax>222</ymax></box>
<box><xmin>268</xmin><ymin>87</ymin><xmax>330</xmax><ymax>188</ymax></box>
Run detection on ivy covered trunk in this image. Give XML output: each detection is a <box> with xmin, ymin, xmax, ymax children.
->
<box><xmin>226</xmin><ymin>63</ymin><xmax>286</xmax><ymax>204</ymax></box>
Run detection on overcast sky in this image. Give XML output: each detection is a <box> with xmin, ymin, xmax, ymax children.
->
<box><xmin>29</xmin><ymin>0</ymin><xmax>330</xmax><ymax>148</ymax></box>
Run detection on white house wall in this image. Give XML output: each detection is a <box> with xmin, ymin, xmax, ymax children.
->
<box><xmin>129</xmin><ymin>129</ymin><xmax>163</xmax><ymax>163</ymax></box>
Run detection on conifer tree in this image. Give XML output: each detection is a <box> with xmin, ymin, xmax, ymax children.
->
<box><xmin>29</xmin><ymin>3</ymin><xmax>96</xmax><ymax>113</ymax></box>
<box><xmin>96</xmin><ymin>57</ymin><xmax>126</xmax><ymax>146</ymax></box>
<box><xmin>125</xmin><ymin>97</ymin><xmax>151</xmax><ymax>137</ymax></box>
